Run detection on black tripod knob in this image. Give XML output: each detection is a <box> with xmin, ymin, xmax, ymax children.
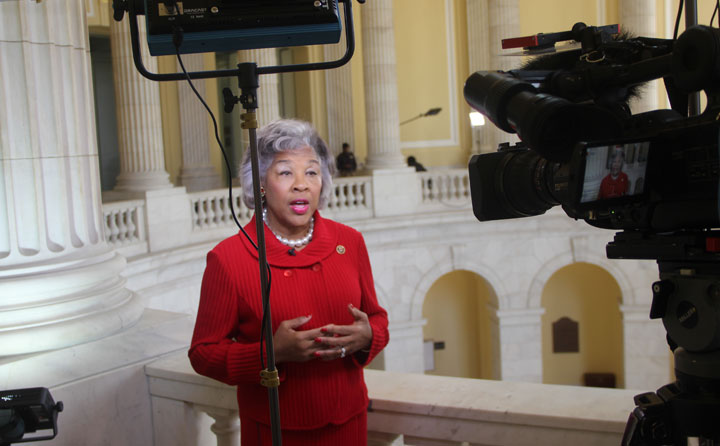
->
<box><xmin>223</xmin><ymin>88</ymin><xmax>239</xmax><ymax>113</ymax></box>
<box><xmin>650</xmin><ymin>280</ymin><xmax>674</xmax><ymax>319</ymax></box>
<box><xmin>112</xmin><ymin>0</ymin><xmax>127</xmax><ymax>21</ymax></box>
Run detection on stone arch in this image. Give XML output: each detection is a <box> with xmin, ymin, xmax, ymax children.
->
<box><xmin>410</xmin><ymin>256</ymin><xmax>505</xmax><ymax>321</ymax></box>
<box><xmin>526</xmin><ymin>247</ymin><xmax>636</xmax><ymax>310</ymax></box>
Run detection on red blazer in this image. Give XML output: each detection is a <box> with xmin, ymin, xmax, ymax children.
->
<box><xmin>189</xmin><ymin>212</ymin><xmax>389</xmax><ymax>429</ymax></box>
<box><xmin>598</xmin><ymin>172</ymin><xmax>629</xmax><ymax>199</ymax></box>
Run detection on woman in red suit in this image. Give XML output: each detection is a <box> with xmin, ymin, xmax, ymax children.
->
<box><xmin>598</xmin><ymin>147</ymin><xmax>629</xmax><ymax>199</ymax></box>
<box><xmin>189</xmin><ymin>119</ymin><xmax>389</xmax><ymax>445</ymax></box>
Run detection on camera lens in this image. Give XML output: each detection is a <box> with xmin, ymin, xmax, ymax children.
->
<box><xmin>468</xmin><ymin>147</ymin><xmax>568</xmax><ymax>221</ymax></box>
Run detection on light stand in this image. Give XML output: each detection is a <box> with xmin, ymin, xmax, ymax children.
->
<box><xmin>684</xmin><ymin>0</ymin><xmax>702</xmax><ymax>116</ymax></box>
<box><xmin>112</xmin><ymin>2</ymin><xmax>360</xmax><ymax>444</ymax></box>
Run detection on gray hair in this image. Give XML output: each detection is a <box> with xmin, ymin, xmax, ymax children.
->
<box><xmin>240</xmin><ymin>119</ymin><xmax>336</xmax><ymax>209</ymax></box>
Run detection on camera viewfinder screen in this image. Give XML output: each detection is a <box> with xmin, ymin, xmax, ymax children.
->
<box><xmin>580</xmin><ymin>141</ymin><xmax>649</xmax><ymax>203</ymax></box>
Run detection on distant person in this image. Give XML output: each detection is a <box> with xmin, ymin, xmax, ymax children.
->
<box><xmin>407</xmin><ymin>155</ymin><xmax>427</xmax><ymax>172</ymax></box>
<box><xmin>335</xmin><ymin>142</ymin><xmax>357</xmax><ymax>177</ymax></box>
<box><xmin>598</xmin><ymin>147</ymin><xmax>629</xmax><ymax>199</ymax></box>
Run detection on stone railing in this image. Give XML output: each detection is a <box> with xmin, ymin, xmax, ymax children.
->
<box><xmin>145</xmin><ymin>352</ymin><xmax>638</xmax><ymax>446</ymax></box>
<box><xmin>418</xmin><ymin>168</ymin><xmax>472</xmax><ymax>210</ymax></box>
<box><xmin>102</xmin><ymin>199</ymin><xmax>148</xmax><ymax>257</ymax></box>
<box><xmin>324</xmin><ymin>175</ymin><xmax>374</xmax><ymax>221</ymax></box>
<box><xmin>189</xmin><ymin>188</ymin><xmax>253</xmax><ymax>231</ymax></box>
<box><xmin>102</xmin><ymin>169</ymin><xmax>470</xmax><ymax>255</ymax></box>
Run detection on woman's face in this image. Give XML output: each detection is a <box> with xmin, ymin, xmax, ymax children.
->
<box><xmin>263</xmin><ymin>146</ymin><xmax>322</xmax><ymax>239</ymax></box>
<box><xmin>610</xmin><ymin>154</ymin><xmax>624</xmax><ymax>176</ymax></box>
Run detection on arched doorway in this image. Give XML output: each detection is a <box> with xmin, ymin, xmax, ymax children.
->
<box><xmin>422</xmin><ymin>270</ymin><xmax>500</xmax><ymax>379</ymax></box>
<box><xmin>541</xmin><ymin>262</ymin><xmax>625</xmax><ymax>387</ymax></box>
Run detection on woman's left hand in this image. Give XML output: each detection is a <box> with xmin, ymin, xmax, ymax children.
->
<box><xmin>314</xmin><ymin>304</ymin><xmax>373</xmax><ymax>361</ymax></box>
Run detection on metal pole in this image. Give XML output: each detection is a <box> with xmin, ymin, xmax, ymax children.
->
<box><xmin>685</xmin><ymin>0</ymin><xmax>701</xmax><ymax>116</ymax></box>
<box><xmin>239</xmin><ymin>63</ymin><xmax>283</xmax><ymax>446</ymax></box>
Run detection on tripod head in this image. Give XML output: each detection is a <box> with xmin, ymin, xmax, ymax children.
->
<box><xmin>608</xmin><ymin>231</ymin><xmax>720</xmax><ymax>445</ymax></box>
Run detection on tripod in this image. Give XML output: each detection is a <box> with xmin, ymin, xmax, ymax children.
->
<box><xmin>607</xmin><ymin>231</ymin><xmax>720</xmax><ymax>445</ymax></box>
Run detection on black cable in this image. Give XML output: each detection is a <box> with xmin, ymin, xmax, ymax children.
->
<box><xmin>173</xmin><ymin>32</ymin><xmax>273</xmax><ymax>369</ymax></box>
<box><xmin>712</xmin><ymin>0</ymin><xmax>720</xmax><ymax>27</ymax></box>
<box><xmin>674</xmin><ymin>0</ymin><xmax>685</xmax><ymax>40</ymax></box>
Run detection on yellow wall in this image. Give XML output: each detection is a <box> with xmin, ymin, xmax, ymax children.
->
<box><xmin>394</xmin><ymin>0</ymin><xmax>469</xmax><ymax>168</ymax></box>
<box><xmin>541</xmin><ymin>262</ymin><xmax>625</xmax><ymax>388</ymax></box>
<box><xmin>423</xmin><ymin>270</ymin><xmax>498</xmax><ymax>379</ymax></box>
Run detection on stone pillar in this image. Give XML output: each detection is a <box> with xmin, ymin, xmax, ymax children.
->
<box><xmin>360</xmin><ymin>1</ymin><xmax>421</xmax><ymax>217</ymax></box>
<box><xmin>466</xmin><ymin>0</ymin><xmax>521</xmax><ymax>154</ymax></box>
<box><xmin>497</xmin><ymin>308</ymin><xmax>545</xmax><ymax>382</ymax></box>
<box><xmin>0</xmin><ymin>1</ymin><xmax>143</xmax><ymax>355</ymax></box>
<box><xmin>324</xmin><ymin>29</ymin><xmax>354</xmax><ymax>156</ymax></box>
<box><xmin>176</xmin><ymin>54</ymin><xmax>222</xmax><ymax>192</ymax></box>
<box><xmin>360</xmin><ymin>1</ymin><xmax>406</xmax><ymax>170</ymax></box>
<box><xmin>380</xmin><ymin>320</ymin><xmax>426</xmax><ymax>373</ymax></box>
<box><xmin>621</xmin><ymin>305</ymin><xmax>672</xmax><ymax>391</ymax></box>
<box><xmin>110</xmin><ymin>14</ymin><xmax>172</xmax><ymax>193</ymax></box>
<box><xmin>620</xmin><ymin>0</ymin><xmax>658</xmax><ymax>114</ymax></box>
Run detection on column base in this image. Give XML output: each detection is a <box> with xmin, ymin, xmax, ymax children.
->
<box><xmin>113</xmin><ymin>170</ymin><xmax>173</xmax><ymax>194</ymax></box>
<box><xmin>178</xmin><ymin>165</ymin><xmax>222</xmax><ymax>192</ymax></box>
<box><xmin>0</xmin><ymin>246</ymin><xmax>144</xmax><ymax>356</ymax></box>
<box><xmin>364</xmin><ymin>154</ymin><xmax>408</xmax><ymax>171</ymax></box>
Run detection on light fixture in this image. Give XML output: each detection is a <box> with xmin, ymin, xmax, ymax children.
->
<box><xmin>469</xmin><ymin>111</ymin><xmax>485</xmax><ymax>127</ymax></box>
<box><xmin>400</xmin><ymin>107</ymin><xmax>442</xmax><ymax>126</ymax></box>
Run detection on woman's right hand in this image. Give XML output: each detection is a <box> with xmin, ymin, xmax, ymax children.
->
<box><xmin>273</xmin><ymin>315</ymin><xmax>323</xmax><ymax>363</ymax></box>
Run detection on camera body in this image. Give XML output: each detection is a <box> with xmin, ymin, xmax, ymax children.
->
<box><xmin>0</xmin><ymin>387</ymin><xmax>62</xmax><ymax>445</ymax></box>
<box><xmin>465</xmin><ymin>24</ymin><xmax>720</xmax><ymax>234</ymax></box>
<box><xmin>465</xmin><ymin>23</ymin><xmax>720</xmax><ymax>442</ymax></box>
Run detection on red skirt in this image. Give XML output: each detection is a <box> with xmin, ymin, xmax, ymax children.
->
<box><xmin>240</xmin><ymin>411</ymin><xmax>367</xmax><ymax>446</ymax></box>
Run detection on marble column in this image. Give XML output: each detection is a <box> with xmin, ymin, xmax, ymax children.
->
<box><xmin>381</xmin><ymin>320</ymin><xmax>427</xmax><ymax>373</ymax></box>
<box><xmin>110</xmin><ymin>14</ymin><xmax>172</xmax><ymax>193</ymax></box>
<box><xmin>324</xmin><ymin>29</ymin><xmax>354</xmax><ymax>156</ymax></box>
<box><xmin>620</xmin><ymin>0</ymin><xmax>658</xmax><ymax>114</ymax></box>
<box><xmin>176</xmin><ymin>54</ymin><xmax>222</xmax><ymax>192</ymax></box>
<box><xmin>0</xmin><ymin>1</ymin><xmax>143</xmax><ymax>355</ymax></box>
<box><xmin>621</xmin><ymin>305</ymin><xmax>671</xmax><ymax>391</ymax></box>
<box><xmin>466</xmin><ymin>0</ymin><xmax>521</xmax><ymax>154</ymax></box>
<box><xmin>360</xmin><ymin>1</ymin><xmax>406</xmax><ymax>170</ymax></box>
<box><xmin>497</xmin><ymin>308</ymin><xmax>545</xmax><ymax>382</ymax></box>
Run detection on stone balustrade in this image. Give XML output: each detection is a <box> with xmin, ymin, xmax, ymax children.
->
<box><xmin>145</xmin><ymin>352</ymin><xmax>638</xmax><ymax>446</ymax></box>
<box><xmin>103</xmin><ymin>199</ymin><xmax>148</xmax><ymax>257</ymax></box>
<box><xmin>324</xmin><ymin>175</ymin><xmax>375</xmax><ymax>220</ymax></box>
<box><xmin>189</xmin><ymin>188</ymin><xmax>253</xmax><ymax>231</ymax></box>
<box><xmin>102</xmin><ymin>169</ymin><xmax>469</xmax><ymax>256</ymax></box>
<box><xmin>418</xmin><ymin>169</ymin><xmax>472</xmax><ymax>212</ymax></box>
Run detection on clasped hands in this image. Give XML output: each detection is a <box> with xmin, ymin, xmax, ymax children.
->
<box><xmin>273</xmin><ymin>304</ymin><xmax>372</xmax><ymax>363</ymax></box>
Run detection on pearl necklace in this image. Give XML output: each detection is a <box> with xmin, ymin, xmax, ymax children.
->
<box><xmin>262</xmin><ymin>208</ymin><xmax>314</xmax><ymax>248</ymax></box>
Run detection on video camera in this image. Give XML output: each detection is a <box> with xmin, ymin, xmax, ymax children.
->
<box><xmin>464</xmin><ymin>22</ymin><xmax>720</xmax><ymax>233</ymax></box>
<box><xmin>464</xmin><ymin>22</ymin><xmax>720</xmax><ymax>444</ymax></box>
<box><xmin>0</xmin><ymin>388</ymin><xmax>62</xmax><ymax>446</ymax></box>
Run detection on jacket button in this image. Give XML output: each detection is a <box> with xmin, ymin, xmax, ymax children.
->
<box><xmin>312</xmin><ymin>264</ymin><xmax>321</xmax><ymax>272</ymax></box>
<box><xmin>284</xmin><ymin>270</ymin><xmax>293</xmax><ymax>277</ymax></box>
